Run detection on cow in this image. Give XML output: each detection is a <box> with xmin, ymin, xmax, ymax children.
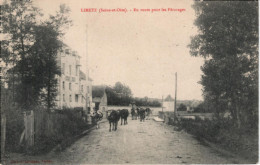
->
<box><xmin>107</xmin><ymin>110</ymin><xmax>120</xmax><ymax>131</ymax></box>
<box><xmin>139</xmin><ymin>108</ymin><xmax>146</xmax><ymax>122</ymax></box>
<box><xmin>90</xmin><ymin>110</ymin><xmax>103</xmax><ymax>129</ymax></box>
<box><xmin>119</xmin><ymin>109</ymin><xmax>129</xmax><ymax>125</ymax></box>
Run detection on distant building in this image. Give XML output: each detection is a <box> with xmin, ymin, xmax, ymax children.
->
<box><xmin>55</xmin><ymin>43</ymin><xmax>92</xmax><ymax>112</ymax></box>
<box><xmin>162</xmin><ymin>95</ymin><xmax>175</xmax><ymax>112</ymax></box>
<box><xmin>92</xmin><ymin>86</ymin><xmax>107</xmax><ymax>113</ymax></box>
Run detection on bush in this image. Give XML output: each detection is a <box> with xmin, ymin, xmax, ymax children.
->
<box><xmin>5</xmin><ymin>106</ymin><xmax>24</xmax><ymax>152</ymax></box>
<box><xmin>175</xmin><ymin>116</ymin><xmax>258</xmax><ymax>162</ymax></box>
<box><xmin>177</xmin><ymin>104</ymin><xmax>187</xmax><ymax>111</ymax></box>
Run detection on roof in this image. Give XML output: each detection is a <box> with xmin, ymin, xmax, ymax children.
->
<box><xmin>80</xmin><ymin>71</ymin><xmax>86</xmax><ymax>80</ymax></box>
<box><xmin>92</xmin><ymin>85</ymin><xmax>106</xmax><ymax>98</ymax></box>
<box><xmin>164</xmin><ymin>95</ymin><xmax>174</xmax><ymax>102</ymax></box>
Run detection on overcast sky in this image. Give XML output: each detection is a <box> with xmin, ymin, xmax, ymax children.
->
<box><xmin>34</xmin><ymin>0</ymin><xmax>204</xmax><ymax>100</ymax></box>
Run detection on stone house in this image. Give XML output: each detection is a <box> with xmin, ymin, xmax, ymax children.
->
<box><xmin>92</xmin><ymin>86</ymin><xmax>107</xmax><ymax>113</ymax></box>
<box><xmin>55</xmin><ymin>43</ymin><xmax>92</xmax><ymax>112</ymax></box>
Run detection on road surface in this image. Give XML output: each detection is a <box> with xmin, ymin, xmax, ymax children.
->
<box><xmin>44</xmin><ymin>118</ymin><xmax>245</xmax><ymax>164</ymax></box>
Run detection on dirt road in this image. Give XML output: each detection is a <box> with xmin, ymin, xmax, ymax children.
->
<box><xmin>37</xmin><ymin>118</ymin><xmax>246</xmax><ymax>164</ymax></box>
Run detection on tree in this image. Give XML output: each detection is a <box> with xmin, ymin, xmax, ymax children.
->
<box><xmin>2</xmin><ymin>0</ymin><xmax>72</xmax><ymax>110</ymax></box>
<box><xmin>30</xmin><ymin>25</ymin><xmax>61</xmax><ymax>110</ymax></box>
<box><xmin>2</xmin><ymin>0</ymin><xmax>42</xmax><ymax>108</ymax></box>
<box><xmin>114</xmin><ymin>82</ymin><xmax>132</xmax><ymax>97</ymax></box>
<box><xmin>189</xmin><ymin>1</ymin><xmax>258</xmax><ymax>128</ymax></box>
<box><xmin>178</xmin><ymin>104</ymin><xmax>187</xmax><ymax>111</ymax></box>
<box><xmin>193</xmin><ymin>103</ymin><xmax>207</xmax><ymax>113</ymax></box>
<box><xmin>105</xmin><ymin>86</ymin><xmax>119</xmax><ymax>105</ymax></box>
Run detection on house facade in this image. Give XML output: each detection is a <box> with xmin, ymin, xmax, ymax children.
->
<box><xmin>92</xmin><ymin>86</ymin><xmax>107</xmax><ymax>113</ymax></box>
<box><xmin>162</xmin><ymin>95</ymin><xmax>175</xmax><ymax>112</ymax></box>
<box><xmin>55</xmin><ymin>43</ymin><xmax>92</xmax><ymax>112</ymax></box>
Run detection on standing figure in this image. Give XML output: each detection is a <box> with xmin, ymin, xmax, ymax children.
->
<box><xmin>90</xmin><ymin>110</ymin><xmax>103</xmax><ymax>129</ymax></box>
<box><xmin>136</xmin><ymin>108</ymin><xmax>140</xmax><ymax>119</ymax></box>
<box><xmin>131</xmin><ymin>108</ymin><xmax>136</xmax><ymax>120</ymax></box>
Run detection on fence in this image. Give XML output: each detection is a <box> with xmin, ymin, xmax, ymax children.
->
<box><xmin>21</xmin><ymin>109</ymin><xmax>87</xmax><ymax>149</ymax></box>
<box><xmin>158</xmin><ymin>111</ymin><xmax>214</xmax><ymax>125</ymax></box>
<box><xmin>34</xmin><ymin>110</ymin><xmax>67</xmax><ymax>140</ymax></box>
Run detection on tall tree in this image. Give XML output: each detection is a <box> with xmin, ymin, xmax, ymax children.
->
<box><xmin>189</xmin><ymin>1</ymin><xmax>258</xmax><ymax>128</ymax></box>
<box><xmin>2</xmin><ymin>0</ymin><xmax>42</xmax><ymax>108</ymax></box>
<box><xmin>30</xmin><ymin>25</ymin><xmax>61</xmax><ymax>110</ymax></box>
<box><xmin>2</xmin><ymin>0</ymin><xmax>72</xmax><ymax>110</ymax></box>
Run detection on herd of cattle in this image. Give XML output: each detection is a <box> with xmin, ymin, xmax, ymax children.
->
<box><xmin>91</xmin><ymin>108</ymin><xmax>153</xmax><ymax>132</ymax></box>
<box><xmin>107</xmin><ymin>108</ymin><xmax>152</xmax><ymax>131</ymax></box>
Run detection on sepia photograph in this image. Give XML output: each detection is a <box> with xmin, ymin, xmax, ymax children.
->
<box><xmin>0</xmin><ymin>0</ymin><xmax>259</xmax><ymax>164</ymax></box>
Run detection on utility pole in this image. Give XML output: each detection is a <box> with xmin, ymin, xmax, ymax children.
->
<box><xmin>174</xmin><ymin>72</ymin><xmax>177</xmax><ymax>115</ymax></box>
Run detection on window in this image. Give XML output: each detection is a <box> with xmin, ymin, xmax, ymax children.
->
<box><xmin>69</xmin><ymin>83</ymin><xmax>71</xmax><ymax>90</ymax></box>
<box><xmin>69</xmin><ymin>65</ymin><xmax>71</xmax><ymax>75</ymax></box>
<box><xmin>63</xmin><ymin>94</ymin><xmax>65</xmax><ymax>101</ymax></box>
<box><xmin>69</xmin><ymin>95</ymin><xmax>72</xmax><ymax>102</ymax></box>
<box><xmin>87</xmin><ymin>86</ymin><xmax>89</xmax><ymax>93</ymax></box>
<box><xmin>82</xmin><ymin>96</ymin><xmax>84</xmax><ymax>103</ymax></box>
<box><xmin>81</xmin><ymin>85</ymin><xmax>83</xmax><ymax>92</ymax></box>
<box><xmin>75</xmin><ymin>95</ymin><xmax>78</xmax><ymax>103</ymax></box>
<box><xmin>62</xmin><ymin>81</ymin><xmax>65</xmax><ymax>90</ymax></box>
<box><xmin>76</xmin><ymin>66</ymin><xmax>78</xmax><ymax>76</ymax></box>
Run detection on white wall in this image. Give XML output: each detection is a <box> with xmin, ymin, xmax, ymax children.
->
<box><xmin>163</xmin><ymin>101</ymin><xmax>175</xmax><ymax>112</ymax></box>
<box><xmin>56</xmin><ymin>48</ymin><xmax>89</xmax><ymax>110</ymax></box>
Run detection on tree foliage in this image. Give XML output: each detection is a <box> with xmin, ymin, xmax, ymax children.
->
<box><xmin>189</xmin><ymin>1</ymin><xmax>258</xmax><ymax>128</ymax></box>
<box><xmin>105</xmin><ymin>82</ymin><xmax>161</xmax><ymax>107</ymax></box>
<box><xmin>105</xmin><ymin>82</ymin><xmax>132</xmax><ymax>106</ymax></box>
<box><xmin>177</xmin><ymin>103</ymin><xmax>187</xmax><ymax>111</ymax></box>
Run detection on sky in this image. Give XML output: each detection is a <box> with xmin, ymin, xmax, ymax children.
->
<box><xmin>33</xmin><ymin>0</ymin><xmax>204</xmax><ymax>100</ymax></box>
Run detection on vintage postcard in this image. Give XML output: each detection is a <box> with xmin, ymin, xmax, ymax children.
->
<box><xmin>0</xmin><ymin>0</ymin><xmax>258</xmax><ymax>164</ymax></box>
